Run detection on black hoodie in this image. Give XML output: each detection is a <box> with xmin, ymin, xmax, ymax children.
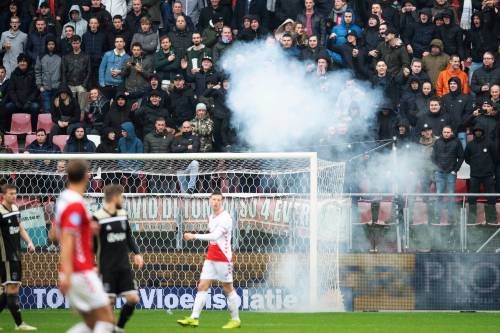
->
<box><xmin>96</xmin><ymin>128</ymin><xmax>119</xmax><ymax>153</ymax></box>
<box><xmin>442</xmin><ymin>77</ymin><xmax>473</xmax><ymax>132</ymax></box>
<box><xmin>64</xmin><ymin>126</ymin><xmax>96</xmax><ymax>153</ymax></box>
<box><xmin>464</xmin><ymin>126</ymin><xmax>496</xmax><ymax>177</ymax></box>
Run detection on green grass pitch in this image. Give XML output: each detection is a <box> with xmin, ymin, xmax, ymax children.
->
<box><xmin>1</xmin><ymin>310</ymin><xmax>499</xmax><ymax>332</ymax></box>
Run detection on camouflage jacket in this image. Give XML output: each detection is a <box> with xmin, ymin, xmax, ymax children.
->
<box><xmin>191</xmin><ymin>117</ymin><xmax>214</xmax><ymax>152</ymax></box>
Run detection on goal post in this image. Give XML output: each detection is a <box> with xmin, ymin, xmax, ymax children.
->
<box><xmin>0</xmin><ymin>152</ymin><xmax>346</xmax><ymax>312</ymax></box>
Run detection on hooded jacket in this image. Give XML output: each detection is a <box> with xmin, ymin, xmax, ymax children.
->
<box><xmin>135</xmin><ymin>97</ymin><xmax>169</xmax><ymax>137</ymax></box>
<box><xmin>8</xmin><ymin>65</ymin><xmax>38</xmax><ymax>106</ymax></box>
<box><xmin>35</xmin><ymin>38</ymin><xmax>61</xmax><ymax>90</ymax></box>
<box><xmin>274</xmin><ymin>18</ymin><xmax>295</xmax><ymax>41</ymax></box>
<box><xmin>362</xmin><ymin>15</ymin><xmax>381</xmax><ymax>51</ymax></box>
<box><xmin>436</xmin><ymin>12</ymin><xmax>465</xmax><ymax>60</ymax></box>
<box><xmin>404</xmin><ymin>9</ymin><xmax>437</xmax><ymax>59</ymax></box>
<box><xmin>375</xmin><ymin>38</ymin><xmax>410</xmax><ymax>77</ymax></box>
<box><xmin>465</xmin><ymin>12</ymin><xmax>497</xmax><ymax>63</ymax></box>
<box><xmin>96</xmin><ymin>128</ymin><xmax>119</xmax><ymax>153</ymax></box>
<box><xmin>464</xmin><ymin>108</ymin><xmax>498</xmax><ymax>144</ymax></box>
<box><xmin>436</xmin><ymin>63</ymin><xmax>470</xmax><ymax>97</ymax></box>
<box><xmin>61</xmin><ymin>5</ymin><xmax>88</xmax><ymax>38</ymax></box>
<box><xmin>442</xmin><ymin>77</ymin><xmax>473</xmax><ymax>133</ymax></box>
<box><xmin>331</xmin><ymin>10</ymin><xmax>361</xmax><ymax>46</ymax></box>
<box><xmin>464</xmin><ymin>126</ymin><xmax>496</xmax><ymax>178</ymax></box>
<box><xmin>51</xmin><ymin>86</ymin><xmax>81</xmax><ymax>124</ymax></box>
<box><xmin>103</xmin><ymin>95</ymin><xmax>133</xmax><ymax>133</ymax></box>
<box><xmin>432</xmin><ymin>134</ymin><xmax>464</xmax><ymax>173</ymax></box>
<box><xmin>421</xmin><ymin>39</ymin><xmax>450</xmax><ymax>87</ymax></box>
<box><xmin>64</xmin><ymin>127</ymin><xmax>96</xmax><ymax>153</ymax></box>
<box><xmin>168</xmin><ymin>85</ymin><xmax>196</xmax><ymax>126</ymax></box>
<box><xmin>118</xmin><ymin>122</ymin><xmax>144</xmax><ymax>154</ymax></box>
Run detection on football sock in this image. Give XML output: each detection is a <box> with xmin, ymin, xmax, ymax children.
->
<box><xmin>191</xmin><ymin>291</ymin><xmax>208</xmax><ymax>319</ymax></box>
<box><xmin>226</xmin><ymin>291</ymin><xmax>241</xmax><ymax>321</ymax></box>
<box><xmin>117</xmin><ymin>302</ymin><xmax>135</xmax><ymax>328</ymax></box>
<box><xmin>7</xmin><ymin>293</ymin><xmax>22</xmax><ymax>326</ymax></box>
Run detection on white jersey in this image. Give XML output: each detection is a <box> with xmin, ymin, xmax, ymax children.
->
<box><xmin>195</xmin><ymin>210</ymin><xmax>232</xmax><ymax>262</ymax></box>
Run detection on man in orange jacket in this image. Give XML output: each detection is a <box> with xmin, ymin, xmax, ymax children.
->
<box><xmin>436</xmin><ymin>54</ymin><xmax>470</xmax><ymax>96</ymax></box>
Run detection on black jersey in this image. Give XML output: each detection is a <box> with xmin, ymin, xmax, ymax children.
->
<box><xmin>0</xmin><ymin>204</ymin><xmax>22</xmax><ymax>262</ymax></box>
<box><xmin>93</xmin><ymin>208</ymin><xmax>139</xmax><ymax>271</ymax></box>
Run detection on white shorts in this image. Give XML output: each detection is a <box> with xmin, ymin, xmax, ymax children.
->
<box><xmin>200</xmin><ymin>260</ymin><xmax>233</xmax><ymax>283</ymax></box>
<box><xmin>68</xmin><ymin>270</ymin><xmax>110</xmax><ymax>313</ymax></box>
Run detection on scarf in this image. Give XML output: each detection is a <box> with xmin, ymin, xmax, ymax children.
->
<box><xmin>460</xmin><ymin>0</ymin><xmax>472</xmax><ymax>30</ymax></box>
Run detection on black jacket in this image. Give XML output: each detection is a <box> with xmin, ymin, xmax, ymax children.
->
<box><xmin>198</xmin><ymin>5</ymin><xmax>233</xmax><ymax>31</ymax></box>
<box><xmin>96</xmin><ymin>128</ymin><xmax>119</xmax><ymax>153</ymax></box>
<box><xmin>170</xmin><ymin>132</ymin><xmax>200</xmax><ymax>153</ymax></box>
<box><xmin>8</xmin><ymin>67</ymin><xmax>38</xmax><ymax>106</ymax></box>
<box><xmin>168</xmin><ymin>86</ymin><xmax>196</xmax><ymax>126</ymax></box>
<box><xmin>135</xmin><ymin>101</ymin><xmax>169</xmax><ymax>137</ymax></box>
<box><xmin>274</xmin><ymin>0</ymin><xmax>303</xmax><ymax>26</ymax></box>
<box><xmin>464</xmin><ymin>127</ymin><xmax>496</xmax><ymax>177</ymax></box>
<box><xmin>82</xmin><ymin>29</ymin><xmax>109</xmax><ymax>64</ymax></box>
<box><xmin>431</xmin><ymin>135</ymin><xmax>464</xmax><ymax>173</ymax></box>
<box><xmin>296</xmin><ymin>11</ymin><xmax>326</xmax><ymax>45</ymax></box>
<box><xmin>62</xmin><ymin>51</ymin><xmax>91</xmax><ymax>87</ymax></box>
<box><xmin>465</xmin><ymin>13</ymin><xmax>498</xmax><ymax>63</ymax></box>
<box><xmin>233</xmin><ymin>0</ymin><xmax>269</xmax><ymax>30</ymax></box>
<box><xmin>64</xmin><ymin>127</ymin><xmax>96</xmax><ymax>153</ymax></box>
<box><xmin>436</xmin><ymin>21</ymin><xmax>465</xmax><ymax>60</ymax></box>
<box><xmin>404</xmin><ymin>12</ymin><xmax>437</xmax><ymax>58</ymax></box>
<box><xmin>470</xmin><ymin>65</ymin><xmax>500</xmax><ymax>99</ymax></box>
<box><xmin>441</xmin><ymin>78</ymin><xmax>474</xmax><ymax>132</ymax></box>
<box><xmin>417</xmin><ymin>109</ymin><xmax>455</xmax><ymax>136</ymax></box>
<box><xmin>103</xmin><ymin>102</ymin><xmax>133</xmax><ymax>133</ymax></box>
<box><xmin>51</xmin><ymin>87</ymin><xmax>81</xmax><ymax>124</ymax></box>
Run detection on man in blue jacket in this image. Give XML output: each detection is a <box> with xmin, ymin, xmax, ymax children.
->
<box><xmin>118</xmin><ymin>122</ymin><xmax>144</xmax><ymax>192</ymax></box>
<box><xmin>99</xmin><ymin>35</ymin><xmax>130</xmax><ymax>101</ymax></box>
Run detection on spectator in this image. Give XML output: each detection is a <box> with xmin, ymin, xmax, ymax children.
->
<box><xmin>232</xmin><ymin>0</ymin><xmax>269</xmax><ymax>34</ymax></box>
<box><xmin>171</xmin><ymin>120</ymin><xmax>200</xmax><ymax>193</ymax></box>
<box><xmin>122</xmin><ymin>42</ymin><xmax>153</xmax><ymax>98</ymax></box>
<box><xmin>134</xmin><ymin>90</ymin><xmax>169</xmax><ymax>138</ymax></box>
<box><xmin>144</xmin><ymin>117</ymin><xmax>174</xmax><ymax>153</ymax></box>
<box><xmin>422</xmin><ymin>39</ymin><xmax>449</xmax><ymax>87</ymax></box>
<box><xmin>281</xmin><ymin>33</ymin><xmax>301</xmax><ymax>59</ymax></box>
<box><xmin>431</xmin><ymin>125</ymin><xmax>464</xmax><ymax>225</ymax></box>
<box><xmin>168</xmin><ymin>15</ymin><xmax>193</xmax><ymax>57</ymax></box>
<box><xmin>372</xmin><ymin>27</ymin><xmax>409</xmax><ymax>77</ymax></box>
<box><xmin>293</xmin><ymin>22</ymin><xmax>308</xmax><ymax>49</ymax></box>
<box><xmin>202</xmin><ymin>15</ymin><xmax>223</xmax><ymax>48</ymax></box>
<box><xmin>435</xmin><ymin>54</ymin><xmax>470</xmax><ymax>97</ymax></box>
<box><xmin>107</xmin><ymin>15</ymin><xmax>132</xmax><ymax>52</ymax></box>
<box><xmin>35</xmin><ymin>36</ymin><xmax>61</xmax><ymax>113</ymax></box>
<box><xmin>296</xmin><ymin>0</ymin><xmax>325</xmax><ymax>46</ymax></box>
<box><xmin>82</xmin><ymin>17</ymin><xmax>109</xmax><ymax>87</ymax></box>
<box><xmin>418</xmin><ymin>123</ymin><xmax>437</xmax><ymax>193</ymax></box>
<box><xmin>187</xmin><ymin>54</ymin><xmax>220</xmax><ymax>97</ymax></box>
<box><xmin>190</xmin><ymin>103</ymin><xmax>214</xmax><ymax>152</ymax></box>
<box><xmin>329</xmin><ymin>9</ymin><xmax>361</xmax><ymax>47</ymax></box>
<box><xmin>102</xmin><ymin>0</ymin><xmax>128</xmax><ymax>18</ymax></box>
<box><xmin>86</xmin><ymin>0</ymin><xmax>112</xmax><ymax>31</ymax></box>
<box><xmin>404</xmin><ymin>8</ymin><xmax>436</xmax><ymax>59</ymax></box>
<box><xmin>5</xmin><ymin>54</ymin><xmax>39</xmax><ymax>130</ymax></box>
<box><xmin>362</xmin><ymin>15</ymin><xmax>381</xmax><ymax>52</ymax></box>
<box><xmin>198</xmin><ymin>0</ymin><xmax>233</xmax><ymax>31</ymax></box>
<box><xmin>131</xmin><ymin>16</ymin><xmax>158</xmax><ymax>61</ymax></box>
<box><xmin>0</xmin><ymin>131</ymin><xmax>13</xmax><ymax>154</ymax></box>
<box><xmin>328</xmin><ymin>29</ymin><xmax>361</xmax><ymax>69</ymax></box>
<box><xmin>167</xmin><ymin>1</ymin><xmax>195</xmax><ymax>32</ymax></box>
<box><xmin>431</xmin><ymin>0</ymin><xmax>457</xmax><ymax>20</ymax></box>
<box><xmin>0</xmin><ymin>16</ymin><xmax>28</xmax><ymax>78</ymax></box>
<box><xmin>61</xmin><ymin>5</ymin><xmax>88</xmax><ymax>38</ymax></box>
<box><xmin>60</xmin><ymin>25</ymin><xmax>75</xmax><ymax>55</ymax></box>
<box><xmin>237</xmin><ymin>15</ymin><xmax>266</xmax><ymax>42</ymax></box>
<box><xmin>98</xmin><ymin>35</ymin><xmax>130</xmax><ymax>100</ymax></box>
<box><xmin>274</xmin><ymin>18</ymin><xmax>295</xmax><ymax>44</ymax></box>
<box><xmin>64</xmin><ymin>126</ymin><xmax>96</xmax><ymax>153</ymax></box>
<box><xmin>470</xmin><ymin>52</ymin><xmax>500</xmax><ymax>101</ymax></box>
<box><xmin>0</xmin><ymin>1</ymin><xmax>30</xmax><ymax>34</ymax></box>
<box><xmin>375</xmin><ymin>104</ymin><xmax>397</xmax><ymax>141</ymax></box>
<box><xmin>464</xmin><ymin>12</ymin><xmax>497</xmax><ymax>80</ymax></box>
<box><xmin>26</xmin><ymin>128</ymin><xmax>60</xmax><ymax>153</ymax></box>
<box><xmin>465</xmin><ymin>125</ymin><xmax>497</xmax><ymax>224</ymax></box>
<box><xmin>197</xmin><ymin>20</ymin><xmax>222</xmax><ymax>51</ymax></box>
<box><xmin>119</xmin><ymin>121</ymin><xmax>143</xmax><ymax>153</ymax></box>
<box><xmin>413</xmin><ymin>80</ymin><xmax>435</xmax><ymax>123</ymax></box>
<box><xmin>326</xmin><ymin>0</ymin><xmax>349</xmax><ymax>26</ymax></box>
<box><xmin>442</xmin><ymin>77</ymin><xmax>474</xmax><ymax>148</ymax></box>
<box><xmin>141</xmin><ymin>74</ymin><xmax>168</xmax><ymax>109</ymax></box>
<box><xmin>491</xmin><ymin>85</ymin><xmax>500</xmax><ymax>110</ymax></box>
<box><xmin>176</xmin><ymin>0</ymin><xmax>205</xmax><ymax>27</ymax></box>
<box><xmin>396</xmin><ymin>59</ymin><xmax>430</xmax><ymax>89</ymax></box>
<box><xmin>436</xmin><ymin>10</ymin><xmax>464</xmax><ymax>60</ymax></box>
<box><xmin>0</xmin><ymin>66</ymin><xmax>9</xmax><ymax>132</ymax></box>
<box><xmin>416</xmin><ymin>96</ymin><xmax>454</xmax><ymax>136</ymax></box>
<box><xmin>154</xmin><ymin>35</ymin><xmax>181</xmax><ymax>81</ymax></box>
<box><xmin>142</xmin><ymin>0</ymin><xmax>162</xmax><ymax>27</ymax></box>
<box><xmin>399</xmin><ymin>1</ymin><xmax>418</xmax><ymax>42</ymax></box>
<box><xmin>464</xmin><ymin>99</ymin><xmax>498</xmax><ymax>144</ymax></box>
<box><xmin>202</xmin><ymin>76</ymin><xmax>231</xmax><ymax>151</ymax></box>
<box><xmin>125</xmin><ymin>0</ymin><xmax>148</xmax><ymax>34</ymax></box>
<box><xmin>82</xmin><ymin>87</ymin><xmax>110</xmax><ymax>134</ymax></box>
<box><xmin>96</xmin><ymin>127</ymin><xmax>119</xmax><ymax>153</ymax></box>
<box><xmin>33</xmin><ymin>2</ymin><xmax>62</xmax><ymax>37</ymax></box>
<box><xmin>186</xmin><ymin>32</ymin><xmax>208</xmax><ymax>73</ymax></box>
<box><xmin>26</xmin><ymin>17</ymin><xmax>53</xmax><ymax>62</ymax></box>
<box><xmin>103</xmin><ymin>92</ymin><xmax>133</xmax><ymax>134</ymax></box>
<box><xmin>51</xmin><ymin>86</ymin><xmax>81</xmax><ymax>136</ymax></box>
<box><xmin>301</xmin><ymin>35</ymin><xmax>324</xmax><ymax>62</ymax></box>
<box><xmin>371</xmin><ymin>0</ymin><xmax>400</xmax><ymax>30</ymax></box>
<box><xmin>399</xmin><ymin>78</ymin><xmax>421</xmax><ymax>124</ymax></box>
<box><xmin>61</xmin><ymin>35</ymin><xmax>91</xmax><ymax>111</ymax></box>
<box><xmin>168</xmin><ymin>74</ymin><xmax>196</xmax><ymax>127</ymax></box>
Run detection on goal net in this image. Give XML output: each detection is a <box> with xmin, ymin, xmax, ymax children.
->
<box><xmin>0</xmin><ymin>153</ymin><xmax>346</xmax><ymax>312</ymax></box>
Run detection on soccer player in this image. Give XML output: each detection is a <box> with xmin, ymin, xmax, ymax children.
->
<box><xmin>0</xmin><ymin>184</ymin><xmax>37</xmax><ymax>331</ymax></box>
<box><xmin>93</xmin><ymin>185</ymin><xmax>144</xmax><ymax>333</ymax></box>
<box><xmin>177</xmin><ymin>191</ymin><xmax>241</xmax><ymax>329</ymax></box>
<box><xmin>56</xmin><ymin>160</ymin><xmax>115</xmax><ymax>333</ymax></box>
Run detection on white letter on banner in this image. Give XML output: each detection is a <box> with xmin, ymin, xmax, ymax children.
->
<box><xmin>164</xmin><ymin>294</ymin><xmax>179</xmax><ymax>309</ymax></box>
<box><xmin>148</xmin><ymin>198</ymin><xmax>158</xmax><ymax>219</ymax></box>
<box><xmin>157</xmin><ymin>289</ymin><xmax>163</xmax><ymax>308</ymax></box>
<box><xmin>242</xmin><ymin>289</ymin><xmax>249</xmax><ymax>310</ymax></box>
<box><xmin>192</xmin><ymin>199</ymin><xmax>201</xmax><ymax>219</ymax></box>
<box><xmin>180</xmin><ymin>294</ymin><xmax>194</xmax><ymax>309</ymax></box>
<box><xmin>471</xmin><ymin>262</ymin><xmax>500</xmax><ymax>293</ymax></box>
<box><xmin>250</xmin><ymin>294</ymin><xmax>264</xmax><ymax>310</ymax></box>
<box><xmin>140</xmin><ymin>289</ymin><xmax>156</xmax><ymax>309</ymax></box>
<box><xmin>162</xmin><ymin>198</ymin><xmax>172</xmax><ymax>219</ymax></box>
<box><xmin>33</xmin><ymin>289</ymin><xmax>46</xmax><ymax>309</ymax></box>
<box><xmin>424</xmin><ymin>262</ymin><xmax>444</xmax><ymax>293</ymax></box>
<box><xmin>283</xmin><ymin>295</ymin><xmax>298</xmax><ymax>309</ymax></box>
<box><xmin>273</xmin><ymin>200</ymin><xmax>283</xmax><ymax>223</ymax></box>
<box><xmin>212</xmin><ymin>294</ymin><xmax>226</xmax><ymax>309</ymax></box>
<box><xmin>47</xmin><ymin>289</ymin><xmax>64</xmax><ymax>308</ymax></box>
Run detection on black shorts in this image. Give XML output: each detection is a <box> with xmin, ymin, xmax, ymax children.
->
<box><xmin>101</xmin><ymin>268</ymin><xmax>137</xmax><ymax>297</ymax></box>
<box><xmin>0</xmin><ymin>260</ymin><xmax>22</xmax><ymax>285</ymax></box>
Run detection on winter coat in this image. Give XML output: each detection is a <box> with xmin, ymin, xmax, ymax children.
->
<box><xmin>233</xmin><ymin>0</ymin><xmax>269</xmax><ymax>30</ymax></box>
<box><xmin>198</xmin><ymin>4</ymin><xmax>233</xmax><ymax>31</ymax></box>
<box><xmin>26</xmin><ymin>30</ymin><xmax>53</xmax><ymax>62</ymax></box>
<box><xmin>168</xmin><ymin>29</ymin><xmax>193</xmax><ymax>57</ymax></box>
<box><xmin>187</xmin><ymin>68</ymin><xmax>221</xmax><ymax>97</ymax></box>
<box><xmin>170</xmin><ymin>132</ymin><xmax>200</xmax><ymax>153</ymax></box>
<box><xmin>123</xmin><ymin>55</ymin><xmax>154</xmax><ymax>93</ymax></box>
<box><xmin>0</xmin><ymin>29</ymin><xmax>28</xmax><ymax>78</ymax></box>
<box><xmin>330</xmin><ymin>11</ymin><xmax>362</xmax><ymax>46</ymax></box>
<box><xmin>131</xmin><ymin>29</ymin><xmax>158</xmax><ymax>58</ymax></box>
<box><xmin>441</xmin><ymin>78</ymin><xmax>473</xmax><ymax>132</ymax></box>
<box><xmin>432</xmin><ymin>135</ymin><xmax>464</xmax><ymax>173</ymax></box>
<box><xmin>464</xmin><ymin>113</ymin><xmax>498</xmax><ymax>144</ymax></box>
<box><xmin>85</xmin><ymin>4</ymin><xmax>112</xmax><ymax>31</ymax></box>
<box><xmin>118</xmin><ymin>122</ymin><xmax>144</xmax><ymax>153</ymax></box>
<box><xmin>82</xmin><ymin>30</ymin><xmax>109</xmax><ymax>65</ymax></box>
<box><xmin>35</xmin><ymin>52</ymin><xmax>61</xmax><ymax>90</ymax></box>
<box><xmin>464</xmin><ymin>127</ymin><xmax>496</xmax><ymax>178</ymax></box>
<box><xmin>435</xmin><ymin>64</ymin><xmax>470</xmax><ymax>97</ymax></box>
<box><xmin>168</xmin><ymin>86</ymin><xmax>196</xmax><ymax>126</ymax></box>
<box><xmin>470</xmin><ymin>65</ymin><xmax>500</xmax><ymax>99</ymax></box>
<box><xmin>416</xmin><ymin>108</ymin><xmax>455</xmax><ymax>135</ymax></box>
<box><xmin>135</xmin><ymin>100</ymin><xmax>169</xmax><ymax>136</ymax></box>
<box><xmin>98</xmin><ymin>49</ymin><xmax>130</xmax><ymax>87</ymax></box>
<box><xmin>96</xmin><ymin>128</ymin><xmax>119</xmax><ymax>153</ymax></box>
<box><xmin>177</xmin><ymin>0</ymin><xmax>205</xmax><ymax>25</ymax></box>
<box><xmin>422</xmin><ymin>40</ymin><xmax>450</xmax><ymax>87</ymax></box>
<box><xmin>436</xmin><ymin>22</ymin><xmax>465</xmax><ymax>60</ymax></box>
<box><xmin>154</xmin><ymin>48</ymin><xmax>181</xmax><ymax>81</ymax></box>
<box><xmin>7</xmin><ymin>67</ymin><xmax>38</xmax><ymax>106</ymax></box>
<box><xmin>107</xmin><ymin>27</ymin><xmax>132</xmax><ymax>53</ymax></box>
<box><xmin>125</xmin><ymin>9</ymin><xmax>149</xmax><ymax>34</ymax></box>
<box><xmin>301</xmin><ymin>45</ymin><xmax>325</xmax><ymax>62</ymax></box>
<box><xmin>61</xmin><ymin>50</ymin><xmax>91</xmax><ymax>87</ymax></box>
<box><xmin>376</xmin><ymin>109</ymin><xmax>397</xmax><ymax>140</ymax></box>
<box><xmin>27</xmin><ymin>140</ymin><xmax>60</xmax><ymax>154</ymax></box>
<box><xmin>83</xmin><ymin>96</ymin><xmax>110</xmax><ymax>132</ymax></box>
<box><xmin>404</xmin><ymin>11</ymin><xmax>437</xmax><ymax>58</ymax></box>
<box><xmin>60</xmin><ymin>37</ymin><xmax>73</xmax><ymax>55</ymax></box>
<box><xmin>103</xmin><ymin>102</ymin><xmax>133</xmax><ymax>133</ymax></box>
<box><xmin>51</xmin><ymin>87</ymin><xmax>81</xmax><ymax>124</ymax></box>
<box><xmin>296</xmin><ymin>11</ymin><xmax>326</xmax><ymax>45</ymax></box>
<box><xmin>363</xmin><ymin>25</ymin><xmax>381</xmax><ymax>52</ymax></box>
<box><xmin>191</xmin><ymin>116</ymin><xmax>214</xmax><ymax>152</ymax></box>
<box><xmin>64</xmin><ymin>127</ymin><xmax>96</xmax><ymax>153</ymax></box>
<box><xmin>465</xmin><ymin>13</ymin><xmax>497</xmax><ymax>63</ymax></box>
<box><xmin>144</xmin><ymin>130</ymin><xmax>174</xmax><ymax>153</ymax></box>
<box><xmin>202</xmin><ymin>26</ymin><xmax>220</xmax><ymax>49</ymax></box>
<box><xmin>61</xmin><ymin>5</ymin><xmax>88</xmax><ymax>38</ymax></box>
<box><xmin>274</xmin><ymin>0</ymin><xmax>303</xmax><ymax>26</ymax></box>
<box><xmin>374</xmin><ymin>39</ymin><xmax>410</xmax><ymax>77</ymax></box>
<box><xmin>142</xmin><ymin>0</ymin><xmax>162</xmax><ymax>23</ymax></box>
<box><xmin>202</xmin><ymin>87</ymin><xmax>230</xmax><ymax>120</ymax></box>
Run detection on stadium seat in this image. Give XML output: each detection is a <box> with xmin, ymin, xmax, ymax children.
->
<box><xmin>8</xmin><ymin>113</ymin><xmax>32</xmax><ymax>135</ymax></box>
<box><xmin>25</xmin><ymin>134</ymin><xmax>36</xmax><ymax>148</ymax></box>
<box><xmin>52</xmin><ymin>135</ymin><xmax>69</xmax><ymax>152</ymax></box>
<box><xmin>375</xmin><ymin>201</ymin><xmax>392</xmax><ymax>225</ymax></box>
<box><xmin>491</xmin><ymin>204</ymin><xmax>500</xmax><ymax>226</ymax></box>
<box><xmin>357</xmin><ymin>201</ymin><xmax>372</xmax><ymax>224</ymax></box>
<box><xmin>87</xmin><ymin>134</ymin><xmax>101</xmax><ymax>147</ymax></box>
<box><xmin>36</xmin><ymin>113</ymin><xmax>53</xmax><ymax>133</ymax></box>
<box><xmin>412</xmin><ymin>201</ymin><xmax>428</xmax><ymax>225</ymax></box>
<box><xmin>3</xmin><ymin>134</ymin><xmax>19</xmax><ymax>153</ymax></box>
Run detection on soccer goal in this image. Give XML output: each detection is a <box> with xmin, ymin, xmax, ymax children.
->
<box><xmin>0</xmin><ymin>152</ymin><xmax>346</xmax><ymax>312</ymax></box>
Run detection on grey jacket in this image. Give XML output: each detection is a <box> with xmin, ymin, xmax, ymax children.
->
<box><xmin>61</xmin><ymin>5</ymin><xmax>88</xmax><ymax>38</ymax></box>
<box><xmin>122</xmin><ymin>55</ymin><xmax>153</xmax><ymax>93</ymax></box>
<box><xmin>131</xmin><ymin>30</ymin><xmax>158</xmax><ymax>57</ymax></box>
<box><xmin>0</xmin><ymin>29</ymin><xmax>28</xmax><ymax>78</ymax></box>
<box><xmin>35</xmin><ymin>53</ymin><xmax>62</xmax><ymax>90</ymax></box>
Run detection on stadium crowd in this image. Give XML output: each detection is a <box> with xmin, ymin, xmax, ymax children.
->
<box><xmin>0</xmin><ymin>0</ymin><xmax>498</xmax><ymax>200</ymax></box>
